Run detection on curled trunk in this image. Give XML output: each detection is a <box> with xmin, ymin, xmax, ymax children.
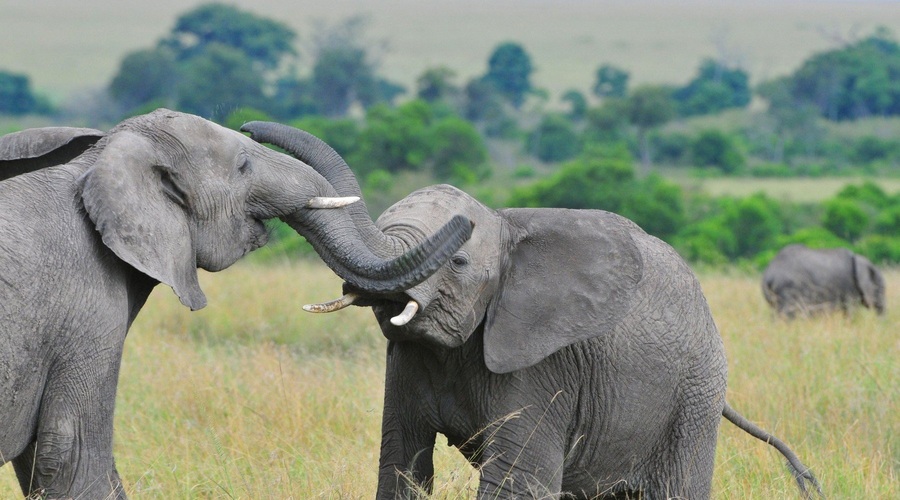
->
<box><xmin>249</xmin><ymin>144</ymin><xmax>471</xmax><ymax>294</ymax></box>
<box><xmin>242</xmin><ymin>121</ymin><xmax>401</xmax><ymax>259</ymax></box>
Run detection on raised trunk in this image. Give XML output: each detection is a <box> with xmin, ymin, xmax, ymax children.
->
<box><xmin>251</xmin><ymin>147</ymin><xmax>471</xmax><ymax>293</ymax></box>
<box><xmin>242</xmin><ymin>121</ymin><xmax>400</xmax><ymax>259</ymax></box>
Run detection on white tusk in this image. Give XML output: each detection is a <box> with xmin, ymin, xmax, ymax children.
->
<box><xmin>306</xmin><ymin>196</ymin><xmax>360</xmax><ymax>209</ymax></box>
<box><xmin>303</xmin><ymin>293</ymin><xmax>358</xmax><ymax>313</ymax></box>
<box><xmin>390</xmin><ymin>300</ymin><xmax>419</xmax><ymax>326</ymax></box>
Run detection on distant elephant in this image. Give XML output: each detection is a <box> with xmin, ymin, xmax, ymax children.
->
<box><xmin>762</xmin><ymin>243</ymin><xmax>885</xmax><ymax>318</ymax></box>
<box><xmin>0</xmin><ymin>109</ymin><xmax>472</xmax><ymax>499</ymax></box>
<box><xmin>242</xmin><ymin>122</ymin><xmax>822</xmax><ymax>500</ymax></box>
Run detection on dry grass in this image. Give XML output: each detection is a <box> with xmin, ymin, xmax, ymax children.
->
<box><xmin>1</xmin><ymin>260</ymin><xmax>897</xmax><ymax>498</ymax></box>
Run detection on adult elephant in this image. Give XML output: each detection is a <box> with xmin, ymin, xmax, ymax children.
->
<box><xmin>0</xmin><ymin>109</ymin><xmax>472</xmax><ymax>499</ymax></box>
<box><xmin>242</xmin><ymin>122</ymin><xmax>822</xmax><ymax>499</ymax></box>
<box><xmin>762</xmin><ymin>243</ymin><xmax>885</xmax><ymax>318</ymax></box>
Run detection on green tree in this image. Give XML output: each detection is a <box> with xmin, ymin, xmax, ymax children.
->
<box><xmin>561</xmin><ymin>89</ymin><xmax>588</xmax><ymax>120</ymax></box>
<box><xmin>308</xmin><ymin>16</ymin><xmax>404</xmax><ymax>116</ymax></box>
<box><xmin>353</xmin><ymin>100</ymin><xmax>435</xmax><ymax>175</ymax></box>
<box><xmin>508</xmin><ymin>143</ymin><xmax>635</xmax><ymax>210</ymax></box>
<box><xmin>592</xmin><ymin>64</ymin><xmax>629</xmax><ymax>99</ymax></box>
<box><xmin>288</xmin><ymin>116</ymin><xmax>361</xmax><ymax>159</ymax></box>
<box><xmin>109</xmin><ymin>4</ymin><xmax>297</xmax><ymax>118</ymax></box>
<box><xmin>483</xmin><ymin>42</ymin><xmax>533</xmax><ymax>108</ymax></box>
<box><xmin>626</xmin><ymin>85</ymin><xmax>676</xmax><ymax>168</ymax></box>
<box><xmin>823</xmin><ymin>198</ymin><xmax>869</xmax><ymax>242</ymax></box>
<box><xmin>312</xmin><ymin>46</ymin><xmax>375</xmax><ymax>116</ymax></box>
<box><xmin>722</xmin><ymin>194</ymin><xmax>783</xmax><ymax>258</ymax></box>
<box><xmin>463</xmin><ymin>78</ymin><xmax>516</xmax><ymax>137</ymax></box>
<box><xmin>0</xmin><ymin>70</ymin><xmax>51</xmax><ymax>115</ymax></box>
<box><xmin>417</xmin><ymin>67</ymin><xmax>458</xmax><ymax>103</ymax></box>
<box><xmin>429</xmin><ymin>116</ymin><xmax>489</xmax><ymax>184</ymax></box>
<box><xmin>161</xmin><ymin>3</ymin><xmax>296</xmax><ymax>70</ymax></box>
<box><xmin>674</xmin><ymin>59</ymin><xmax>751</xmax><ymax>116</ymax></box>
<box><xmin>690</xmin><ymin>129</ymin><xmax>745</xmax><ymax>173</ymax></box>
<box><xmin>527</xmin><ymin>113</ymin><xmax>580</xmax><ymax>162</ymax></box>
<box><xmin>176</xmin><ymin>44</ymin><xmax>266</xmax><ymax>119</ymax></box>
<box><xmin>582</xmin><ymin>99</ymin><xmax>630</xmax><ymax>144</ymax></box>
<box><xmin>108</xmin><ymin>48</ymin><xmax>177</xmax><ymax>110</ymax></box>
<box><xmin>775</xmin><ymin>27</ymin><xmax>900</xmax><ymax>120</ymax></box>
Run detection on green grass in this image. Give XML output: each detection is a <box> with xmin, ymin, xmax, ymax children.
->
<box><xmin>1</xmin><ymin>260</ymin><xmax>896</xmax><ymax>498</ymax></box>
<box><xmin>3</xmin><ymin>1</ymin><xmax>900</xmax><ymax>103</ymax></box>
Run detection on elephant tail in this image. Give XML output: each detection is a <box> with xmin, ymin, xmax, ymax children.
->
<box><xmin>723</xmin><ymin>402</ymin><xmax>824</xmax><ymax>499</ymax></box>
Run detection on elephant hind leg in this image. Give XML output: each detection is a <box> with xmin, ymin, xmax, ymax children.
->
<box><xmin>643</xmin><ymin>406</ymin><xmax>722</xmax><ymax>500</ymax></box>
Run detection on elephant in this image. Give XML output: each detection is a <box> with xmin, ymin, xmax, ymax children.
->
<box><xmin>241</xmin><ymin>122</ymin><xmax>823</xmax><ymax>499</ymax></box>
<box><xmin>762</xmin><ymin>243</ymin><xmax>885</xmax><ymax>318</ymax></box>
<box><xmin>0</xmin><ymin>109</ymin><xmax>473</xmax><ymax>499</ymax></box>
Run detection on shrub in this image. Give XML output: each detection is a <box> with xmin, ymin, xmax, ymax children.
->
<box><xmin>690</xmin><ymin>129</ymin><xmax>745</xmax><ymax>173</ymax></box>
<box><xmin>527</xmin><ymin>113</ymin><xmax>580</xmax><ymax>162</ymax></box>
<box><xmin>822</xmin><ymin>198</ymin><xmax>870</xmax><ymax>242</ymax></box>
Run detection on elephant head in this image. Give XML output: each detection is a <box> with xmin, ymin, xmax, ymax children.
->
<box><xmin>852</xmin><ymin>253</ymin><xmax>885</xmax><ymax>314</ymax></box>
<box><xmin>241</xmin><ymin>122</ymin><xmax>643</xmax><ymax>373</ymax></box>
<box><xmin>1</xmin><ymin>109</ymin><xmax>472</xmax><ymax>311</ymax></box>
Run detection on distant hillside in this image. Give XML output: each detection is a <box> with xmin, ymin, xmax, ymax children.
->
<box><xmin>2</xmin><ymin>0</ymin><xmax>899</xmax><ymax>104</ymax></box>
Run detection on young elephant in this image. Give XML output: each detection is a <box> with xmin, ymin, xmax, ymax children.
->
<box><xmin>763</xmin><ymin>243</ymin><xmax>885</xmax><ymax>318</ymax></box>
<box><xmin>0</xmin><ymin>110</ymin><xmax>471</xmax><ymax>499</ymax></box>
<box><xmin>243</xmin><ymin>122</ymin><xmax>822</xmax><ymax>500</ymax></box>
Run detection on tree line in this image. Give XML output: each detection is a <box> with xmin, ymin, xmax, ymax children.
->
<box><xmin>3</xmin><ymin>3</ymin><xmax>900</xmax><ymax>266</ymax></box>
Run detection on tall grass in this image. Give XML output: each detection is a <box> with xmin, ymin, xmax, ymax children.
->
<box><xmin>1</xmin><ymin>261</ymin><xmax>896</xmax><ymax>498</ymax></box>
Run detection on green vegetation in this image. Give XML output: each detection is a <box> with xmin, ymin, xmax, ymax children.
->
<box><xmin>0</xmin><ymin>70</ymin><xmax>52</xmax><ymax>115</ymax></box>
<box><xmin>4</xmin><ymin>3</ymin><xmax>900</xmax><ymax>268</ymax></box>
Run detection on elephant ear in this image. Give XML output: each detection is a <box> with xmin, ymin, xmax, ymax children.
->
<box><xmin>483</xmin><ymin>209</ymin><xmax>643</xmax><ymax>374</ymax></box>
<box><xmin>79</xmin><ymin>130</ymin><xmax>207</xmax><ymax>311</ymax></box>
<box><xmin>852</xmin><ymin>254</ymin><xmax>883</xmax><ymax>311</ymax></box>
<box><xmin>0</xmin><ymin>127</ymin><xmax>104</xmax><ymax>181</ymax></box>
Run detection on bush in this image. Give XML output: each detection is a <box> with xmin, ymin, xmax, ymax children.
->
<box><xmin>430</xmin><ymin>116</ymin><xmax>489</xmax><ymax>184</ymax></box>
<box><xmin>527</xmin><ymin>113</ymin><xmax>580</xmax><ymax>162</ymax></box>
<box><xmin>721</xmin><ymin>195</ymin><xmax>783</xmax><ymax>258</ymax></box>
<box><xmin>822</xmin><ymin>198</ymin><xmax>869</xmax><ymax>242</ymax></box>
<box><xmin>855</xmin><ymin>234</ymin><xmax>900</xmax><ymax>263</ymax></box>
<box><xmin>690</xmin><ymin>129</ymin><xmax>745</xmax><ymax>173</ymax></box>
<box><xmin>673</xmin><ymin>220</ymin><xmax>735</xmax><ymax>265</ymax></box>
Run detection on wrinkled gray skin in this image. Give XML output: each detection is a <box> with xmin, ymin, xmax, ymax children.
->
<box><xmin>242</xmin><ymin>122</ymin><xmax>823</xmax><ymax>500</ymax></box>
<box><xmin>0</xmin><ymin>109</ymin><xmax>471</xmax><ymax>499</ymax></box>
<box><xmin>762</xmin><ymin>243</ymin><xmax>885</xmax><ymax>318</ymax></box>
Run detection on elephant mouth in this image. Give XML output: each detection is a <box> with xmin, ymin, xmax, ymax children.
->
<box><xmin>305</xmin><ymin>284</ymin><xmax>426</xmax><ymax>340</ymax></box>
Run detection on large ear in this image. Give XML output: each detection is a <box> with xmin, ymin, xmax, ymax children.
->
<box><xmin>483</xmin><ymin>209</ymin><xmax>643</xmax><ymax>373</ymax></box>
<box><xmin>79</xmin><ymin>130</ymin><xmax>206</xmax><ymax>310</ymax></box>
<box><xmin>852</xmin><ymin>254</ymin><xmax>884</xmax><ymax>312</ymax></box>
<box><xmin>0</xmin><ymin>127</ymin><xmax>104</xmax><ymax>181</ymax></box>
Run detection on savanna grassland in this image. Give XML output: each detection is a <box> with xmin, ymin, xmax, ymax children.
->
<box><xmin>1</xmin><ymin>258</ymin><xmax>895</xmax><ymax>498</ymax></box>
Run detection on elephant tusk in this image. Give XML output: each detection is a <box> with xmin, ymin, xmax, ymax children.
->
<box><xmin>303</xmin><ymin>293</ymin><xmax>358</xmax><ymax>313</ymax></box>
<box><xmin>306</xmin><ymin>196</ymin><xmax>360</xmax><ymax>209</ymax></box>
<box><xmin>390</xmin><ymin>300</ymin><xmax>419</xmax><ymax>326</ymax></box>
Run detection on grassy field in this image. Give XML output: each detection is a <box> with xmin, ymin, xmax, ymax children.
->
<box><xmin>678</xmin><ymin>176</ymin><xmax>900</xmax><ymax>203</ymax></box>
<box><xmin>3</xmin><ymin>1</ymin><xmax>900</xmax><ymax>104</ymax></box>
<box><xmin>1</xmin><ymin>259</ymin><xmax>896</xmax><ymax>498</ymax></box>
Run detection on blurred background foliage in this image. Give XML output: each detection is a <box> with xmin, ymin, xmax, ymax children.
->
<box><xmin>4</xmin><ymin>3</ymin><xmax>900</xmax><ymax>267</ymax></box>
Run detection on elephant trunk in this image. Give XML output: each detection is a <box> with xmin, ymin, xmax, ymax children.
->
<box><xmin>250</xmin><ymin>147</ymin><xmax>471</xmax><ymax>294</ymax></box>
<box><xmin>241</xmin><ymin>121</ymin><xmax>403</xmax><ymax>259</ymax></box>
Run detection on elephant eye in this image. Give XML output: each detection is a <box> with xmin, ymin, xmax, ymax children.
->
<box><xmin>238</xmin><ymin>156</ymin><xmax>252</xmax><ymax>175</ymax></box>
<box><xmin>451</xmin><ymin>253</ymin><xmax>469</xmax><ymax>268</ymax></box>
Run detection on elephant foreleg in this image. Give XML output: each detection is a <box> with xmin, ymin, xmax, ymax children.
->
<box><xmin>377</xmin><ymin>405</ymin><xmax>437</xmax><ymax>499</ymax></box>
<box><xmin>20</xmin><ymin>357</ymin><xmax>127</xmax><ymax>499</ymax></box>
